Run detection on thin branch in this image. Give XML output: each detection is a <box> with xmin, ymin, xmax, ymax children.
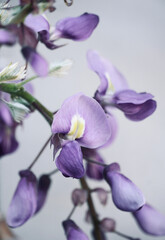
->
<box><xmin>27</xmin><ymin>135</ymin><xmax>52</xmax><ymax>170</ymax></box>
<box><xmin>67</xmin><ymin>205</ymin><xmax>77</xmax><ymax>220</ymax></box>
<box><xmin>84</xmin><ymin>157</ymin><xmax>108</xmax><ymax>167</ymax></box>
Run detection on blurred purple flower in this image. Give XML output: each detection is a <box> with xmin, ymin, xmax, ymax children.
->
<box><xmin>51</xmin><ymin>93</ymin><xmax>111</xmax><ymax>179</ymax></box>
<box><xmin>55</xmin><ymin>13</ymin><xmax>99</xmax><ymax>41</ymax></box>
<box><xmin>132</xmin><ymin>204</ymin><xmax>165</xmax><ymax>236</ymax></box>
<box><xmin>35</xmin><ymin>174</ymin><xmax>51</xmax><ymax>214</ymax></box>
<box><xmin>100</xmin><ymin>218</ymin><xmax>116</xmax><ymax>232</ymax></box>
<box><xmin>63</xmin><ymin>219</ymin><xmax>89</xmax><ymax>240</ymax></box>
<box><xmin>0</xmin><ymin>95</ymin><xmax>18</xmax><ymax>158</ymax></box>
<box><xmin>87</xmin><ymin>50</ymin><xmax>156</xmax><ymax>121</ymax></box>
<box><xmin>22</xmin><ymin>46</ymin><xmax>48</xmax><ymax>77</ymax></box>
<box><xmin>7</xmin><ymin>170</ymin><xmax>37</xmax><ymax>228</ymax></box>
<box><xmin>7</xmin><ymin>171</ymin><xmax>51</xmax><ymax>228</ymax></box>
<box><xmin>25</xmin><ymin>12</ymin><xmax>99</xmax><ymax>49</ymax></box>
<box><xmin>82</xmin><ymin>148</ymin><xmax>105</xmax><ymax>180</ymax></box>
<box><xmin>104</xmin><ymin>163</ymin><xmax>145</xmax><ymax>211</ymax></box>
<box><xmin>92</xmin><ymin>188</ymin><xmax>108</xmax><ymax>205</ymax></box>
<box><xmin>71</xmin><ymin>189</ymin><xmax>88</xmax><ymax>206</ymax></box>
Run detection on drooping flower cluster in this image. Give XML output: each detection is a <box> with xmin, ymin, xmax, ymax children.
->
<box><xmin>0</xmin><ymin>2</ymin><xmax>164</xmax><ymax>240</ymax></box>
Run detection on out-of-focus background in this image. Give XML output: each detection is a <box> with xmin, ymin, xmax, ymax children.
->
<box><xmin>0</xmin><ymin>0</ymin><xmax>165</xmax><ymax>239</ymax></box>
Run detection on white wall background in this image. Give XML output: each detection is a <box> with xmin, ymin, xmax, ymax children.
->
<box><xmin>0</xmin><ymin>0</ymin><xmax>165</xmax><ymax>239</ymax></box>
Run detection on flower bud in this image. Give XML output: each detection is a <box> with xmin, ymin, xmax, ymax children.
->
<box><xmin>63</xmin><ymin>219</ymin><xmax>89</xmax><ymax>240</ymax></box>
<box><xmin>71</xmin><ymin>189</ymin><xmax>88</xmax><ymax>206</ymax></box>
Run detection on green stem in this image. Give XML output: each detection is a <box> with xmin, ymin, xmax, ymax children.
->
<box><xmin>80</xmin><ymin>178</ymin><xmax>103</xmax><ymax>240</ymax></box>
<box><xmin>9</xmin><ymin>4</ymin><xmax>32</xmax><ymax>24</ymax></box>
<box><xmin>18</xmin><ymin>75</ymin><xmax>38</xmax><ymax>87</ymax></box>
<box><xmin>0</xmin><ymin>84</ymin><xmax>53</xmax><ymax>124</ymax></box>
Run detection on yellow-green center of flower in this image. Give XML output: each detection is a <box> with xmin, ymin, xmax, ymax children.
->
<box><xmin>105</xmin><ymin>72</ymin><xmax>115</xmax><ymax>94</ymax></box>
<box><xmin>67</xmin><ymin>114</ymin><xmax>85</xmax><ymax>140</ymax></box>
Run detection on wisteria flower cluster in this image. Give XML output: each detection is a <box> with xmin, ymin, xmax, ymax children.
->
<box><xmin>0</xmin><ymin>1</ymin><xmax>164</xmax><ymax>240</ymax></box>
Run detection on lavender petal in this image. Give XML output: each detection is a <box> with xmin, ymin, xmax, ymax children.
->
<box><xmin>55</xmin><ymin>13</ymin><xmax>99</xmax><ymax>41</ymax></box>
<box><xmin>56</xmin><ymin>141</ymin><xmax>85</xmax><ymax>179</ymax></box>
<box><xmin>133</xmin><ymin>204</ymin><xmax>165</xmax><ymax>236</ymax></box>
<box><xmin>63</xmin><ymin>219</ymin><xmax>89</xmax><ymax>240</ymax></box>
<box><xmin>7</xmin><ymin>170</ymin><xmax>37</xmax><ymax>228</ymax></box>
<box><xmin>21</xmin><ymin>47</ymin><xmax>48</xmax><ymax>77</ymax></box>
<box><xmin>104</xmin><ymin>169</ymin><xmax>145</xmax><ymax>212</ymax></box>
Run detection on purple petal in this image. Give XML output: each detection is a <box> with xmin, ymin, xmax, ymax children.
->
<box><xmin>52</xmin><ymin>93</ymin><xmax>111</xmax><ymax>149</ymax></box>
<box><xmin>104</xmin><ymin>169</ymin><xmax>145</xmax><ymax>212</ymax></box>
<box><xmin>63</xmin><ymin>219</ymin><xmax>89</xmax><ymax>240</ymax></box>
<box><xmin>56</xmin><ymin>141</ymin><xmax>85</xmax><ymax>179</ymax></box>
<box><xmin>18</xmin><ymin>25</ymin><xmax>38</xmax><ymax>49</ymax></box>
<box><xmin>113</xmin><ymin>90</ymin><xmax>157</xmax><ymax>121</ymax></box>
<box><xmin>82</xmin><ymin>148</ymin><xmax>105</xmax><ymax>180</ymax></box>
<box><xmin>100</xmin><ymin>113</ymin><xmax>118</xmax><ymax>147</ymax></box>
<box><xmin>132</xmin><ymin>204</ymin><xmax>165</xmax><ymax>236</ymax></box>
<box><xmin>71</xmin><ymin>189</ymin><xmax>88</xmax><ymax>206</ymax></box>
<box><xmin>100</xmin><ymin>218</ymin><xmax>116</xmax><ymax>232</ymax></box>
<box><xmin>113</xmin><ymin>90</ymin><xmax>154</xmax><ymax>104</ymax></box>
<box><xmin>0</xmin><ymin>29</ymin><xmax>17</xmax><ymax>45</ymax></box>
<box><xmin>0</xmin><ymin>102</ymin><xmax>13</xmax><ymax>126</ymax></box>
<box><xmin>7</xmin><ymin>170</ymin><xmax>37</xmax><ymax>228</ymax></box>
<box><xmin>38</xmin><ymin>30</ymin><xmax>61</xmax><ymax>50</ymax></box>
<box><xmin>87</xmin><ymin>50</ymin><xmax>128</xmax><ymax>95</ymax></box>
<box><xmin>24</xmin><ymin>14</ymin><xmax>50</xmax><ymax>33</ymax></box>
<box><xmin>0</xmin><ymin>126</ymin><xmax>18</xmax><ymax>158</ymax></box>
<box><xmin>55</xmin><ymin>13</ymin><xmax>99</xmax><ymax>41</ymax></box>
<box><xmin>35</xmin><ymin>175</ymin><xmax>51</xmax><ymax>214</ymax></box>
<box><xmin>21</xmin><ymin>47</ymin><xmax>48</xmax><ymax>77</ymax></box>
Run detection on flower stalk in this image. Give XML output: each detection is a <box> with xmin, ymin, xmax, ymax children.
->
<box><xmin>80</xmin><ymin>178</ymin><xmax>103</xmax><ymax>240</ymax></box>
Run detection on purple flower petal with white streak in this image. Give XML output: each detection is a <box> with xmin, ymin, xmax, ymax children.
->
<box><xmin>21</xmin><ymin>47</ymin><xmax>48</xmax><ymax>77</ymax></box>
<box><xmin>87</xmin><ymin>50</ymin><xmax>128</xmax><ymax>95</ymax></box>
<box><xmin>104</xmin><ymin>167</ymin><xmax>145</xmax><ymax>212</ymax></box>
<box><xmin>132</xmin><ymin>204</ymin><xmax>165</xmax><ymax>236</ymax></box>
<box><xmin>35</xmin><ymin>175</ymin><xmax>51</xmax><ymax>214</ymax></box>
<box><xmin>56</xmin><ymin>141</ymin><xmax>85</xmax><ymax>179</ymax></box>
<box><xmin>0</xmin><ymin>29</ymin><xmax>17</xmax><ymax>46</ymax></box>
<box><xmin>113</xmin><ymin>90</ymin><xmax>157</xmax><ymax>121</ymax></box>
<box><xmin>82</xmin><ymin>148</ymin><xmax>105</xmax><ymax>180</ymax></box>
<box><xmin>7</xmin><ymin>170</ymin><xmax>37</xmax><ymax>228</ymax></box>
<box><xmin>24</xmin><ymin>14</ymin><xmax>50</xmax><ymax>33</ymax></box>
<box><xmin>55</xmin><ymin>13</ymin><xmax>99</xmax><ymax>41</ymax></box>
<box><xmin>52</xmin><ymin>93</ymin><xmax>111</xmax><ymax>149</ymax></box>
<box><xmin>63</xmin><ymin>219</ymin><xmax>89</xmax><ymax>240</ymax></box>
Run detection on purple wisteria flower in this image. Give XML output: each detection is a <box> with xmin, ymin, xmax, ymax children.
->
<box><xmin>87</xmin><ymin>50</ymin><xmax>156</xmax><ymax>121</ymax></box>
<box><xmin>63</xmin><ymin>219</ymin><xmax>89</xmax><ymax>240</ymax></box>
<box><xmin>7</xmin><ymin>171</ymin><xmax>51</xmax><ymax>228</ymax></box>
<box><xmin>0</xmin><ymin>95</ymin><xmax>18</xmax><ymax>158</ymax></box>
<box><xmin>55</xmin><ymin>13</ymin><xmax>99</xmax><ymax>41</ymax></box>
<box><xmin>51</xmin><ymin>93</ymin><xmax>111</xmax><ymax>179</ymax></box>
<box><xmin>7</xmin><ymin>170</ymin><xmax>37</xmax><ymax>228</ymax></box>
<box><xmin>104</xmin><ymin>163</ymin><xmax>145</xmax><ymax>211</ymax></box>
<box><xmin>24</xmin><ymin>12</ymin><xmax>99</xmax><ymax>49</ymax></box>
<box><xmin>132</xmin><ymin>204</ymin><xmax>165</xmax><ymax>236</ymax></box>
